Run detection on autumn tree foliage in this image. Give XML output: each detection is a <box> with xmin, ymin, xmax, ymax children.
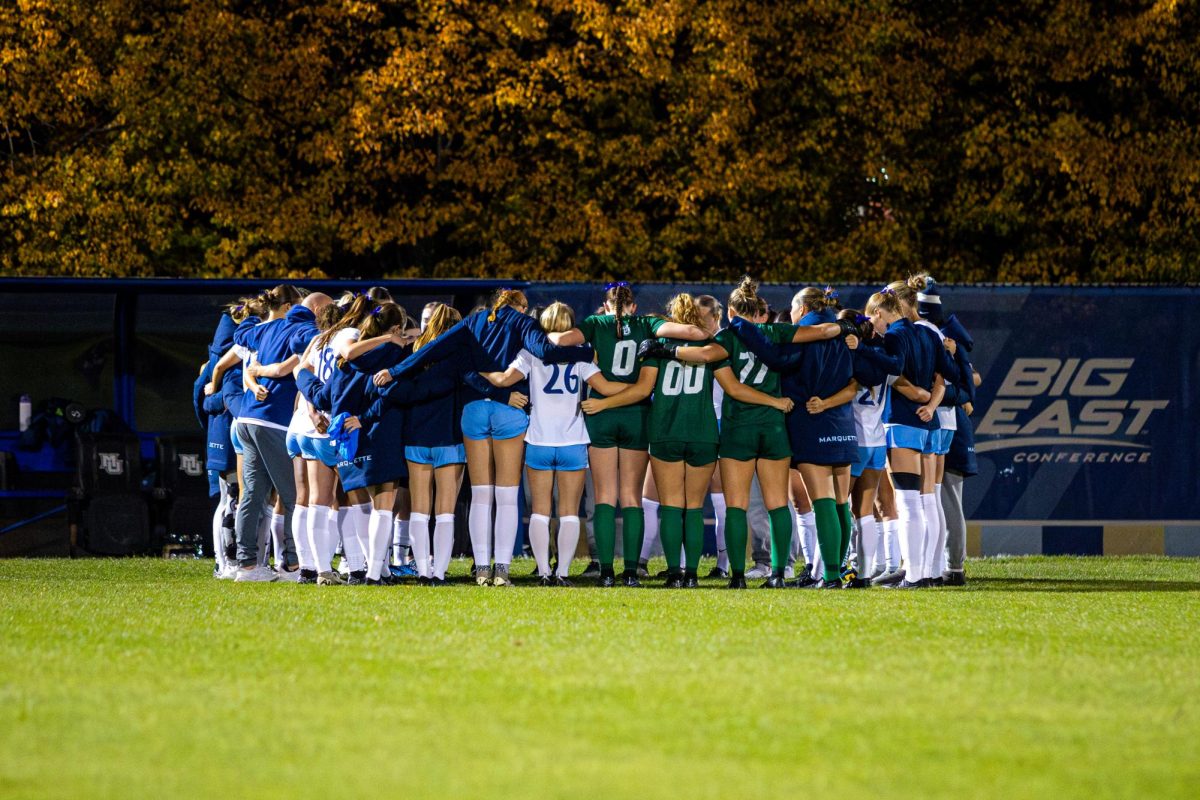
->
<box><xmin>2</xmin><ymin>0</ymin><xmax>1197</xmax><ymax>283</ymax></box>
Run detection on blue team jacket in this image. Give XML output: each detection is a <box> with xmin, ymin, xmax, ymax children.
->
<box><xmin>233</xmin><ymin>306</ymin><xmax>319</xmax><ymax>428</ymax></box>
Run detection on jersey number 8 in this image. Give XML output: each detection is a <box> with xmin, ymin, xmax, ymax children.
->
<box><xmin>660</xmin><ymin>362</ymin><xmax>704</xmax><ymax>396</ymax></box>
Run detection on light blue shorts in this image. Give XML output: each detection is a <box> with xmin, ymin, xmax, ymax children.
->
<box><xmin>525</xmin><ymin>443</ymin><xmax>589</xmax><ymax>472</ymax></box>
<box><xmin>885</xmin><ymin>424</ymin><xmax>930</xmax><ymax>453</ymax></box>
<box><xmin>405</xmin><ymin>444</ymin><xmax>467</xmax><ymax>468</ymax></box>
<box><xmin>230</xmin><ymin>424</ymin><xmax>244</xmax><ymax>456</ymax></box>
<box><xmin>286</xmin><ymin>432</ymin><xmax>339</xmax><ymax>466</ymax></box>
<box><xmin>461</xmin><ymin>400</ymin><xmax>529</xmax><ymax>441</ymax></box>
<box><xmin>851</xmin><ymin>445</ymin><xmax>887</xmax><ymax>477</ymax></box>
<box><xmin>926</xmin><ymin>428</ymin><xmax>954</xmax><ymax>456</ymax></box>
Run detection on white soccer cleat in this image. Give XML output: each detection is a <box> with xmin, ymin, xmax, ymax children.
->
<box><xmin>745</xmin><ymin>564</ymin><xmax>771</xmax><ymax>579</ymax></box>
<box><xmin>234</xmin><ymin>565</ymin><xmax>280</xmax><ymax>583</ymax></box>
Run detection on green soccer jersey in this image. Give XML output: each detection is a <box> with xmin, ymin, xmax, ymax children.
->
<box><xmin>647</xmin><ymin>338</ymin><xmax>727</xmax><ymax>445</ymax></box>
<box><xmin>578</xmin><ymin>314</ymin><xmax>664</xmax><ymax>399</ymax></box>
<box><xmin>715</xmin><ymin>325</ymin><xmax>789</xmax><ymax>429</ymax></box>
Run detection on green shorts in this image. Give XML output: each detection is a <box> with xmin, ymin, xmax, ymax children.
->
<box><xmin>719</xmin><ymin>423</ymin><xmax>792</xmax><ymax>462</ymax></box>
<box><xmin>585</xmin><ymin>405</ymin><xmax>649</xmax><ymax>451</ymax></box>
<box><xmin>649</xmin><ymin>440</ymin><xmax>719</xmax><ymax>467</ymax></box>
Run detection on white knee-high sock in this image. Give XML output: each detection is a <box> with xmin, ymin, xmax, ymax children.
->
<box><xmin>469</xmin><ymin>484</ymin><xmax>494</xmax><ymax>566</ymax></box>
<box><xmin>366</xmin><ymin>509</ymin><xmax>394</xmax><ymax>581</ymax></box>
<box><xmin>920</xmin><ymin>492</ymin><xmax>941</xmax><ymax>581</ymax></box>
<box><xmin>639</xmin><ymin>499</ymin><xmax>660</xmax><ymax>562</ymax></box>
<box><xmin>342</xmin><ymin>503</ymin><xmax>371</xmax><ymax>572</ymax></box>
<box><xmin>797</xmin><ymin>510</ymin><xmax>817</xmax><ymax>570</ymax></box>
<box><xmin>270</xmin><ymin>512</ymin><xmax>286</xmax><ymax>567</ymax></box>
<box><xmin>409</xmin><ymin>513</ymin><xmax>431</xmax><ymax>579</ymax></box>
<box><xmin>493</xmin><ymin>486</ymin><xmax>520</xmax><ymax>566</ymax></box>
<box><xmin>212</xmin><ymin>481</ymin><xmax>230</xmax><ymax>571</ymax></box>
<box><xmin>896</xmin><ymin>490</ymin><xmax>926</xmax><ymax>580</ymax></box>
<box><xmin>883</xmin><ymin>518</ymin><xmax>901</xmax><ymax>571</ymax></box>
<box><xmin>392</xmin><ymin>516</ymin><xmax>410</xmax><ymax>566</ymax></box>
<box><xmin>528</xmin><ymin>513</ymin><xmax>552</xmax><ymax>577</ymax></box>
<box><xmin>293</xmin><ymin>505</ymin><xmax>314</xmax><ymax>571</ymax></box>
<box><xmin>857</xmin><ymin>514</ymin><xmax>879</xmax><ymax>579</ymax></box>
<box><xmin>433</xmin><ymin>513</ymin><xmax>455</xmax><ymax>579</ymax></box>
<box><xmin>557</xmin><ymin>516</ymin><xmax>580</xmax><ymax>578</ymax></box>
<box><xmin>933</xmin><ymin>484</ymin><xmax>948</xmax><ymax>577</ymax></box>
<box><xmin>710</xmin><ymin>492</ymin><xmax>728</xmax><ymax>572</ymax></box>
<box><xmin>308</xmin><ymin>504</ymin><xmax>334</xmax><ymax>572</ymax></box>
<box><xmin>871</xmin><ymin>518</ymin><xmax>886</xmax><ymax>574</ymax></box>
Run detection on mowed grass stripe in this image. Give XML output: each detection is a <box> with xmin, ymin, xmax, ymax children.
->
<box><xmin>1</xmin><ymin>556</ymin><xmax>1198</xmax><ymax>800</ymax></box>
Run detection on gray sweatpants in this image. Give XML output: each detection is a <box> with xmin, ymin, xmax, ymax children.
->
<box><xmin>234</xmin><ymin>422</ymin><xmax>297</xmax><ymax>568</ymax></box>
<box><xmin>942</xmin><ymin>471</ymin><xmax>966</xmax><ymax>572</ymax></box>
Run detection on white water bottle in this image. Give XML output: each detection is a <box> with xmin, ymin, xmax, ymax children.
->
<box><xmin>19</xmin><ymin>394</ymin><xmax>32</xmax><ymax>432</ymax></box>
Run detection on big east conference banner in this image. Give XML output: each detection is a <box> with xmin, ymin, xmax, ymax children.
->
<box><xmin>533</xmin><ymin>283</ymin><xmax>1200</xmax><ymax>528</ymax></box>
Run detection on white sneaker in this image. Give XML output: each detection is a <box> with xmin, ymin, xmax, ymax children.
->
<box><xmin>275</xmin><ymin>567</ymin><xmax>302</xmax><ymax>583</ymax></box>
<box><xmin>215</xmin><ymin>564</ymin><xmax>239</xmax><ymax>580</ymax></box>
<box><xmin>234</xmin><ymin>565</ymin><xmax>280</xmax><ymax>582</ymax></box>
<box><xmin>784</xmin><ymin>565</ymin><xmax>795</xmax><ymax>580</ymax></box>
<box><xmin>745</xmin><ymin>564</ymin><xmax>771</xmax><ymax>579</ymax></box>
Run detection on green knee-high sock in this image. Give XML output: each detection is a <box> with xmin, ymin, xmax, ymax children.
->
<box><xmin>725</xmin><ymin>507</ymin><xmax>748</xmax><ymax>574</ymax></box>
<box><xmin>621</xmin><ymin>506</ymin><xmax>645</xmax><ymax>573</ymax></box>
<box><xmin>659</xmin><ymin>505</ymin><xmax>684</xmax><ymax>572</ymax></box>
<box><xmin>768</xmin><ymin>506</ymin><xmax>793</xmax><ymax>574</ymax></box>
<box><xmin>836</xmin><ymin>502</ymin><xmax>854</xmax><ymax>568</ymax></box>
<box><xmin>813</xmin><ymin>498</ymin><xmax>843</xmax><ymax>582</ymax></box>
<box><xmin>683</xmin><ymin>508</ymin><xmax>705</xmax><ymax>573</ymax></box>
<box><xmin>594</xmin><ymin>503</ymin><xmax>616</xmax><ymax>569</ymax></box>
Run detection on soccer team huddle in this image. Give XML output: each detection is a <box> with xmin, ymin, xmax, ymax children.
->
<box><xmin>197</xmin><ymin>275</ymin><xmax>981</xmax><ymax>590</ymax></box>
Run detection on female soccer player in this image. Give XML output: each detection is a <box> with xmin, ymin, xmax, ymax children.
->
<box><xmin>548</xmin><ymin>282</ymin><xmax>710</xmax><ymax>586</ymax></box>
<box><xmin>671</xmin><ymin>278</ymin><xmax>799</xmax><ymax>588</ymax></box>
<box><xmin>302</xmin><ymin>302</ymin><xmax>411</xmax><ymax>585</ymax></box>
<box><xmin>584</xmin><ymin>294</ymin><xmax>781</xmax><ymax>588</ymax></box>
<box><xmin>483</xmin><ymin>302</ymin><xmax>631</xmax><ymax>585</ymax></box>
<box><xmin>404</xmin><ymin>303</ymin><xmax>467</xmax><ymax>585</ymax></box>
<box><xmin>725</xmin><ymin>286</ymin><xmax>859</xmax><ymax>588</ymax></box>
<box><xmin>849</xmin><ymin>288</ymin><xmax>952</xmax><ymax>589</ymax></box>
<box><xmin>375</xmin><ymin>289</ymin><xmax>593</xmax><ymax>587</ymax></box>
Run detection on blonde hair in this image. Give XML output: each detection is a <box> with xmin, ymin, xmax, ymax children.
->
<box><xmin>728</xmin><ymin>276</ymin><xmax>759</xmax><ymax>318</ymax></box>
<box><xmin>539</xmin><ymin>302</ymin><xmax>575</xmax><ymax>334</ymax></box>
<box><xmin>414</xmin><ymin>303</ymin><xmax>462</xmax><ymax>351</ymax></box>
<box><xmin>866</xmin><ymin>290</ymin><xmax>903</xmax><ymax>317</ymax></box>
<box><xmin>665</xmin><ymin>293</ymin><xmax>705</xmax><ymax>328</ymax></box>
<box><xmin>794</xmin><ymin>285</ymin><xmax>840</xmax><ymax>314</ymax></box>
<box><xmin>886</xmin><ymin>279</ymin><xmax>918</xmax><ymax>310</ymax></box>
<box><xmin>488</xmin><ymin>289</ymin><xmax>528</xmax><ymax>322</ymax></box>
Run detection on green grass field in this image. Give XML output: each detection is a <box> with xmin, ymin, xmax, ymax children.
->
<box><xmin>2</xmin><ymin>556</ymin><xmax>1198</xmax><ymax>799</ymax></box>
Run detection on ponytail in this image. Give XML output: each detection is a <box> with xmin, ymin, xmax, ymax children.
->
<box><xmin>488</xmin><ymin>289</ymin><xmax>528</xmax><ymax>323</ymax></box>
<box><xmin>728</xmin><ymin>275</ymin><xmax>760</xmax><ymax>319</ymax></box>
<box><xmin>666</xmin><ymin>293</ymin><xmax>704</xmax><ymax>328</ymax></box>
<box><xmin>604</xmin><ymin>281</ymin><xmax>635</xmax><ymax>339</ymax></box>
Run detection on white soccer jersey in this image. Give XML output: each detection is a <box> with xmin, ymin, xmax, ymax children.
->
<box><xmin>914</xmin><ymin>319</ymin><xmax>957</xmax><ymax>431</ymax></box>
<box><xmin>712</xmin><ymin>379</ymin><xmax>725</xmax><ymax>421</ymax></box>
<box><xmin>289</xmin><ymin>328</ymin><xmax>358</xmax><ymax>439</ymax></box>
<box><xmin>854</xmin><ymin>379</ymin><xmax>888</xmax><ymax>448</ymax></box>
<box><xmin>511</xmin><ymin>349</ymin><xmax>600</xmax><ymax>447</ymax></box>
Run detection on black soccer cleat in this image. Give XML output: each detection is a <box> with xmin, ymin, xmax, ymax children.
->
<box><xmin>622</xmin><ymin>572</ymin><xmax>642</xmax><ymax>588</ymax></box>
<box><xmin>844</xmin><ymin>577</ymin><xmax>870</xmax><ymax>589</ymax></box>
<box><xmin>887</xmin><ymin>579</ymin><xmax>925</xmax><ymax>590</ymax></box>
<box><xmin>787</xmin><ymin>573</ymin><xmax>818</xmax><ymax>589</ymax></box>
<box><xmin>664</xmin><ymin>572</ymin><xmax>685</xmax><ymax>589</ymax></box>
<box><xmin>727</xmin><ymin>576</ymin><xmax>748</xmax><ymax>590</ymax></box>
<box><xmin>943</xmin><ymin>571</ymin><xmax>966</xmax><ymax>587</ymax></box>
<box><xmin>682</xmin><ymin>575</ymin><xmax>699</xmax><ymax>589</ymax></box>
<box><xmin>347</xmin><ymin>570</ymin><xmax>368</xmax><ymax>585</ymax></box>
<box><xmin>818</xmin><ymin>578</ymin><xmax>843</xmax><ymax>589</ymax></box>
<box><xmin>554</xmin><ymin>576</ymin><xmax>574</xmax><ymax>588</ymax></box>
<box><xmin>599</xmin><ymin>574</ymin><xmax>616</xmax><ymax>588</ymax></box>
<box><xmin>707</xmin><ymin>566</ymin><xmax>730</xmax><ymax>579</ymax></box>
<box><xmin>298</xmin><ymin>568</ymin><xmax>318</xmax><ymax>584</ymax></box>
<box><xmin>761</xmin><ymin>576</ymin><xmax>787</xmax><ymax>589</ymax></box>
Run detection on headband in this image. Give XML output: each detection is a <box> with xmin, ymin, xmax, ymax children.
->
<box><xmin>604</xmin><ymin>281</ymin><xmax>630</xmax><ymax>291</ymax></box>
